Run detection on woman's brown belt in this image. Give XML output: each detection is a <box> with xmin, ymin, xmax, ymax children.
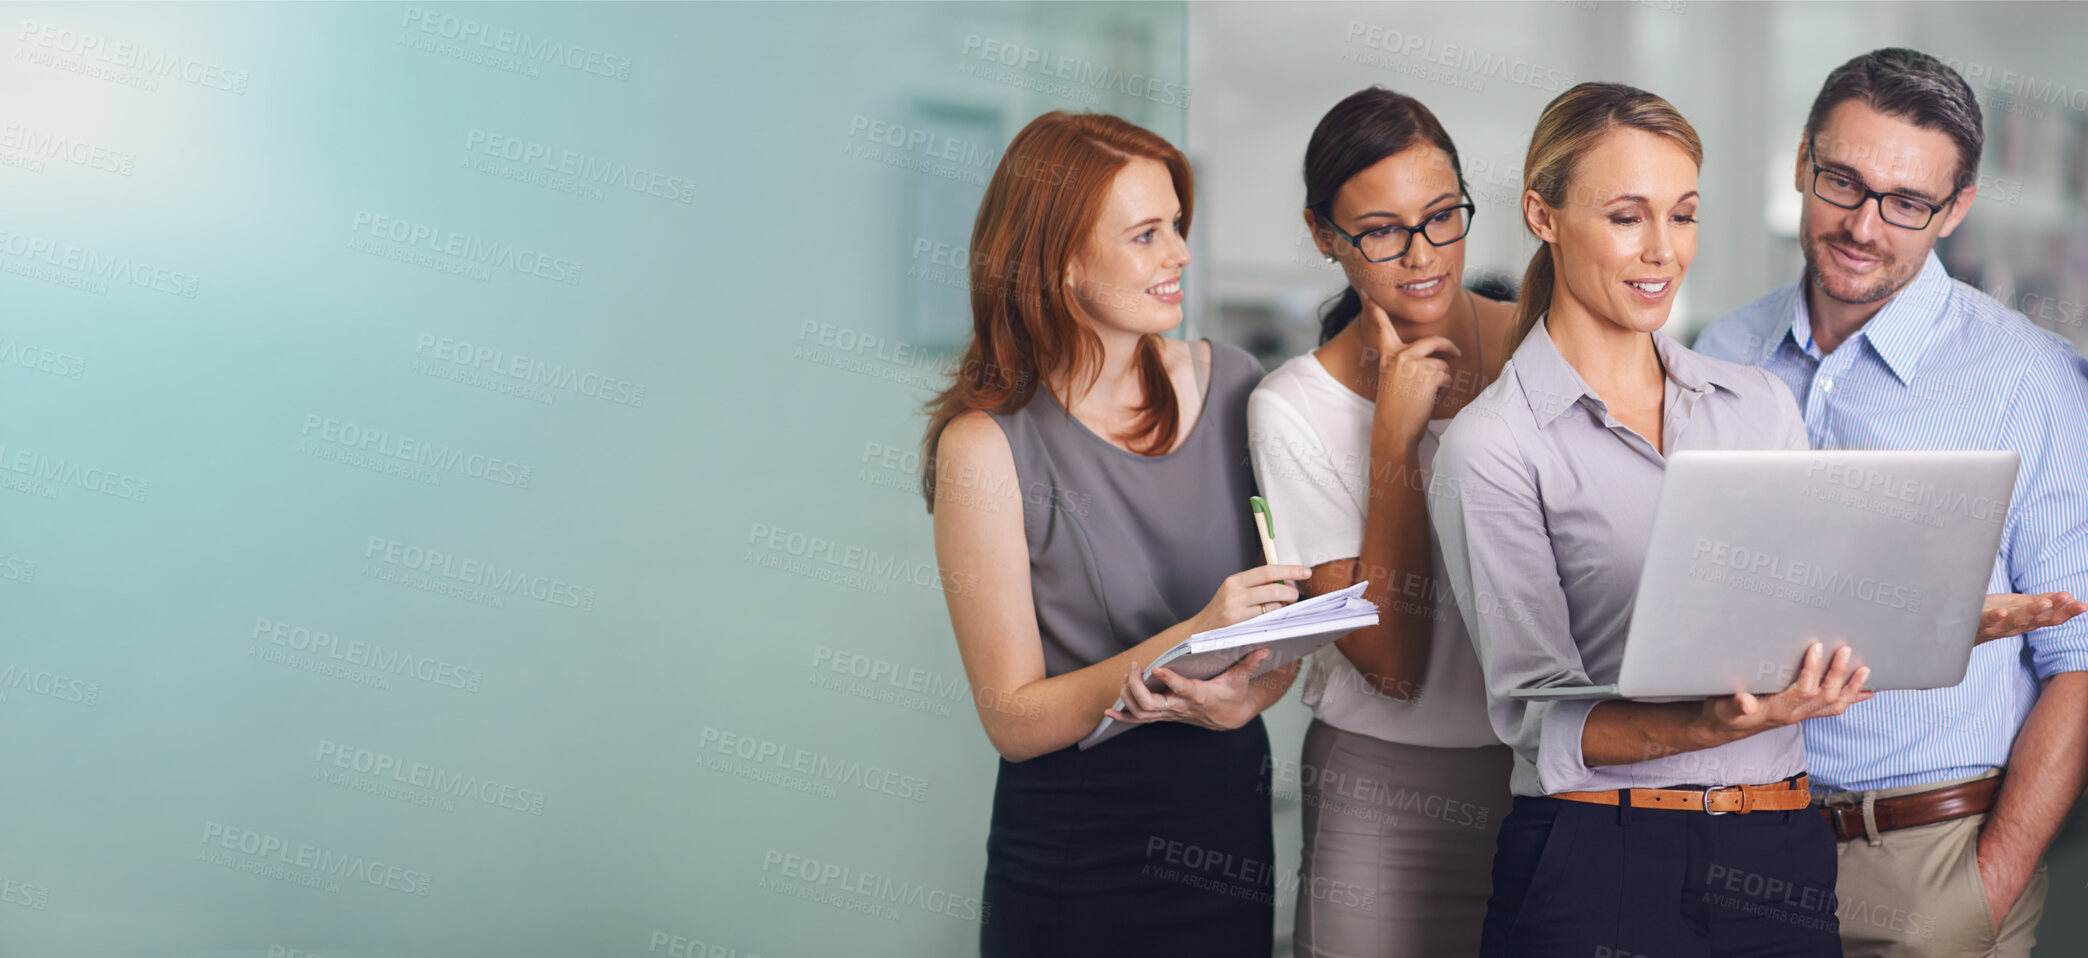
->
<box><xmin>1550</xmin><ymin>775</ymin><xmax>1812</xmax><ymax>814</ymax></box>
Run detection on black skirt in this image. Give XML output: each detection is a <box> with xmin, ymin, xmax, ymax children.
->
<box><xmin>979</xmin><ymin>716</ymin><xmax>1275</xmax><ymax>956</ymax></box>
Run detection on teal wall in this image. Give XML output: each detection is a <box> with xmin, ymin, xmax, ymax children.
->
<box><xmin>0</xmin><ymin>3</ymin><xmax>1187</xmax><ymax>955</ymax></box>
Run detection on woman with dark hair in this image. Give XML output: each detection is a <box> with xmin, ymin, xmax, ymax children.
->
<box><xmin>1429</xmin><ymin>82</ymin><xmax>1867</xmax><ymax>957</ymax></box>
<box><xmin>1244</xmin><ymin>86</ymin><xmax>1516</xmax><ymax>957</ymax></box>
<box><xmin>923</xmin><ymin>111</ymin><xmax>1309</xmax><ymax>956</ymax></box>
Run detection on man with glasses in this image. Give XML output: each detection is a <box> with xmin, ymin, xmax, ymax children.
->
<box><xmin>1697</xmin><ymin>48</ymin><xmax>2088</xmax><ymax>958</ymax></box>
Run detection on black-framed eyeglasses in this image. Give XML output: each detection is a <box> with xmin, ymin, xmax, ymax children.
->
<box><xmin>1315</xmin><ymin>201</ymin><xmax>1475</xmax><ymax>263</ymax></box>
<box><xmin>1806</xmin><ymin>149</ymin><xmax>1957</xmax><ymax>230</ymax></box>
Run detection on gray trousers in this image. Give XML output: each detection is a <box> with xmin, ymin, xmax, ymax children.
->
<box><xmin>1291</xmin><ymin>719</ymin><xmax>1514</xmax><ymax>958</ymax></box>
<box><xmin>1818</xmin><ymin>770</ymin><xmax>2049</xmax><ymax>958</ymax></box>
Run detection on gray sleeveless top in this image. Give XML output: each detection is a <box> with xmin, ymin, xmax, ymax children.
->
<box><xmin>989</xmin><ymin>342</ymin><xmax>1268</xmax><ymax>677</ymax></box>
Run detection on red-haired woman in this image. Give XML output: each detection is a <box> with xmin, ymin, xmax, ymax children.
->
<box><xmin>923</xmin><ymin>112</ymin><xmax>1309</xmax><ymax>955</ymax></box>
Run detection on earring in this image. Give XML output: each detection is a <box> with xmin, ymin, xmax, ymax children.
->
<box><xmin>1325</xmin><ymin>255</ymin><xmax>1337</xmax><ymax>263</ymax></box>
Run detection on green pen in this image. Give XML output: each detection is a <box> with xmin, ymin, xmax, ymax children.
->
<box><xmin>1250</xmin><ymin>496</ymin><xmax>1285</xmax><ymax>581</ymax></box>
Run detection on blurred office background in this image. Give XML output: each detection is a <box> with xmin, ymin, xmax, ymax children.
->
<box><xmin>0</xmin><ymin>3</ymin><xmax>2082</xmax><ymax>956</ymax></box>
<box><xmin>1190</xmin><ymin>1</ymin><xmax>2088</xmax><ymax>360</ymax></box>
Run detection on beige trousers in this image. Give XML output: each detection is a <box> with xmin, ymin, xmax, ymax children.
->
<box><xmin>1289</xmin><ymin>720</ymin><xmax>1514</xmax><ymax>958</ymax></box>
<box><xmin>1819</xmin><ymin>771</ymin><xmax>2049</xmax><ymax>958</ymax></box>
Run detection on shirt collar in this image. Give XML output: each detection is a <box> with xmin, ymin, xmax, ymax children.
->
<box><xmin>1514</xmin><ymin>315</ymin><xmax>1734</xmax><ymax>428</ymax></box>
<box><xmin>1786</xmin><ymin>250</ymin><xmax>1953</xmax><ymax>385</ymax></box>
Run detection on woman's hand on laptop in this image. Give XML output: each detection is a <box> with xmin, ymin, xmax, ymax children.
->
<box><xmin>1976</xmin><ymin>591</ymin><xmax>2087</xmax><ymax>643</ymax></box>
<box><xmin>1700</xmin><ymin>642</ymin><xmax>1872</xmax><ymax>737</ymax></box>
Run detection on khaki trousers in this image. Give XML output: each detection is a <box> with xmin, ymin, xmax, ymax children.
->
<box><xmin>1819</xmin><ymin>771</ymin><xmax>2048</xmax><ymax>958</ymax></box>
<box><xmin>1290</xmin><ymin>720</ymin><xmax>1513</xmax><ymax>958</ymax></box>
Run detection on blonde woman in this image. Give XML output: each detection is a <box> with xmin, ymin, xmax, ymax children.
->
<box><xmin>1428</xmin><ymin>83</ymin><xmax>1867</xmax><ymax>956</ymax></box>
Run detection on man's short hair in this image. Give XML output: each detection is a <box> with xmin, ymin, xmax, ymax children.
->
<box><xmin>1804</xmin><ymin>47</ymin><xmax>1984</xmax><ymax>194</ymax></box>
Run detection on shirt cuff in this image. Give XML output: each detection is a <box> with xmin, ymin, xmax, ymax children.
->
<box><xmin>2034</xmin><ymin>648</ymin><xmax>2088</xmax><ymax>678</ymax></box>
<box><xmin>1281</xmin><ymin>533</ymin><xmax>1363</xmax><ymax>571</ymax></box>
<box><xmin>1534</xmin><ymin>699</ymin><xmax>1601</xmax><ymax>795</ymax></box>
<box><xmin>2029</xmin><ymin>618</ymin><xmax>2088</xmax><ymax>679</ymax></box>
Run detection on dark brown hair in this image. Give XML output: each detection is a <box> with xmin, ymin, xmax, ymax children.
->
<box><xmin>1804</xmin><ymin>47</ymin><xmax>1983</xmax><ymax>193</ymax></box>
<box><xmin>1303</xmin><ymin>87</ymin><xmax>1468</xmax><ymax>344</ymax></box>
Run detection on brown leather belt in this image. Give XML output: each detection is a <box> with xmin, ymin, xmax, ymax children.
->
<box><xmin>1550</xmin><ymin>775</ymin><xmax>1811</xmax><ymax>814</ymax></box>
<box><xmin>1814</xmin><ymin>775</ymin><xmax>2002</xmax><ymax>842</ymax></box>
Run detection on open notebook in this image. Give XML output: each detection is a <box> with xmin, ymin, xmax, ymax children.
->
<box><xmin>1076</xmin><ymin>581</ymin><xmax>1378</xmax><ymax>750</ymax></box>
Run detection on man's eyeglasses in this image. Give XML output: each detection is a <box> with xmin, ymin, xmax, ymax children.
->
<box><xmin>1316</xmin><ymin>201</ymin><xmax>1475</xmax><ymax>263</ymax></box>
<box><xmin>1806</xmin><ymin>149</ymin><xmax>1957</xmax><ymax>231</ymax></box>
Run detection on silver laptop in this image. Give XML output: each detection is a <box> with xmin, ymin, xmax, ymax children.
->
<box><xmin>1512</xmin><ymin>450</ymin><xmax>2019</xmax><ymax>701</ymax></box>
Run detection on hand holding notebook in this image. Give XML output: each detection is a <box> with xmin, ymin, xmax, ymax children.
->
<box><xmin>1077</xmin><ymin>581</ymin><xmax>1379</xmax><ymax>749</ymax></box>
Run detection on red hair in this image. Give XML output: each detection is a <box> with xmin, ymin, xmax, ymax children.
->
<box><xmin>920</xmin><ymin>111</ymin><xmax>1194</xmax><ymax>509</ymax></box>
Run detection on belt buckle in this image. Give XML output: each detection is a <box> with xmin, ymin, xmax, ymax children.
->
<box><xmin>1702</xmin><ymin>784</ymin><xmax>1739</xmax><ymax>815</ymax></box>
<box><xmin>1818</xmin><ymin>798</ymin><xmax>1856</xmax><ymax>840</ymax></box>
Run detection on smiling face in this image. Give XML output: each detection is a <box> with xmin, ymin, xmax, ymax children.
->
<box><xmin>1310</xmin><ymin>145</ymin><xmax>1469</xmax><ymax>326</ymax></box>
<box><xmin>1066</xmin><ymin>156</ymin><xmax>1190</xmax><ymax>336</ymax></box>
<box><xmin>1799</xmin><ymin>100</ymin><xmax>1975</xmax><ymax>306</ymax></box>
<box><xmin>1527</xmin><ymin>126</ymin><xmax>1699</xmax><ymax>334</ymax></box>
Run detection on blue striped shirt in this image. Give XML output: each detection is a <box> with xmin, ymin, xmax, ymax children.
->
<box><xmin>1695</xmin><ymin>251</ymin><xmax>2088</xmax><ymax>792</ymax></box>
